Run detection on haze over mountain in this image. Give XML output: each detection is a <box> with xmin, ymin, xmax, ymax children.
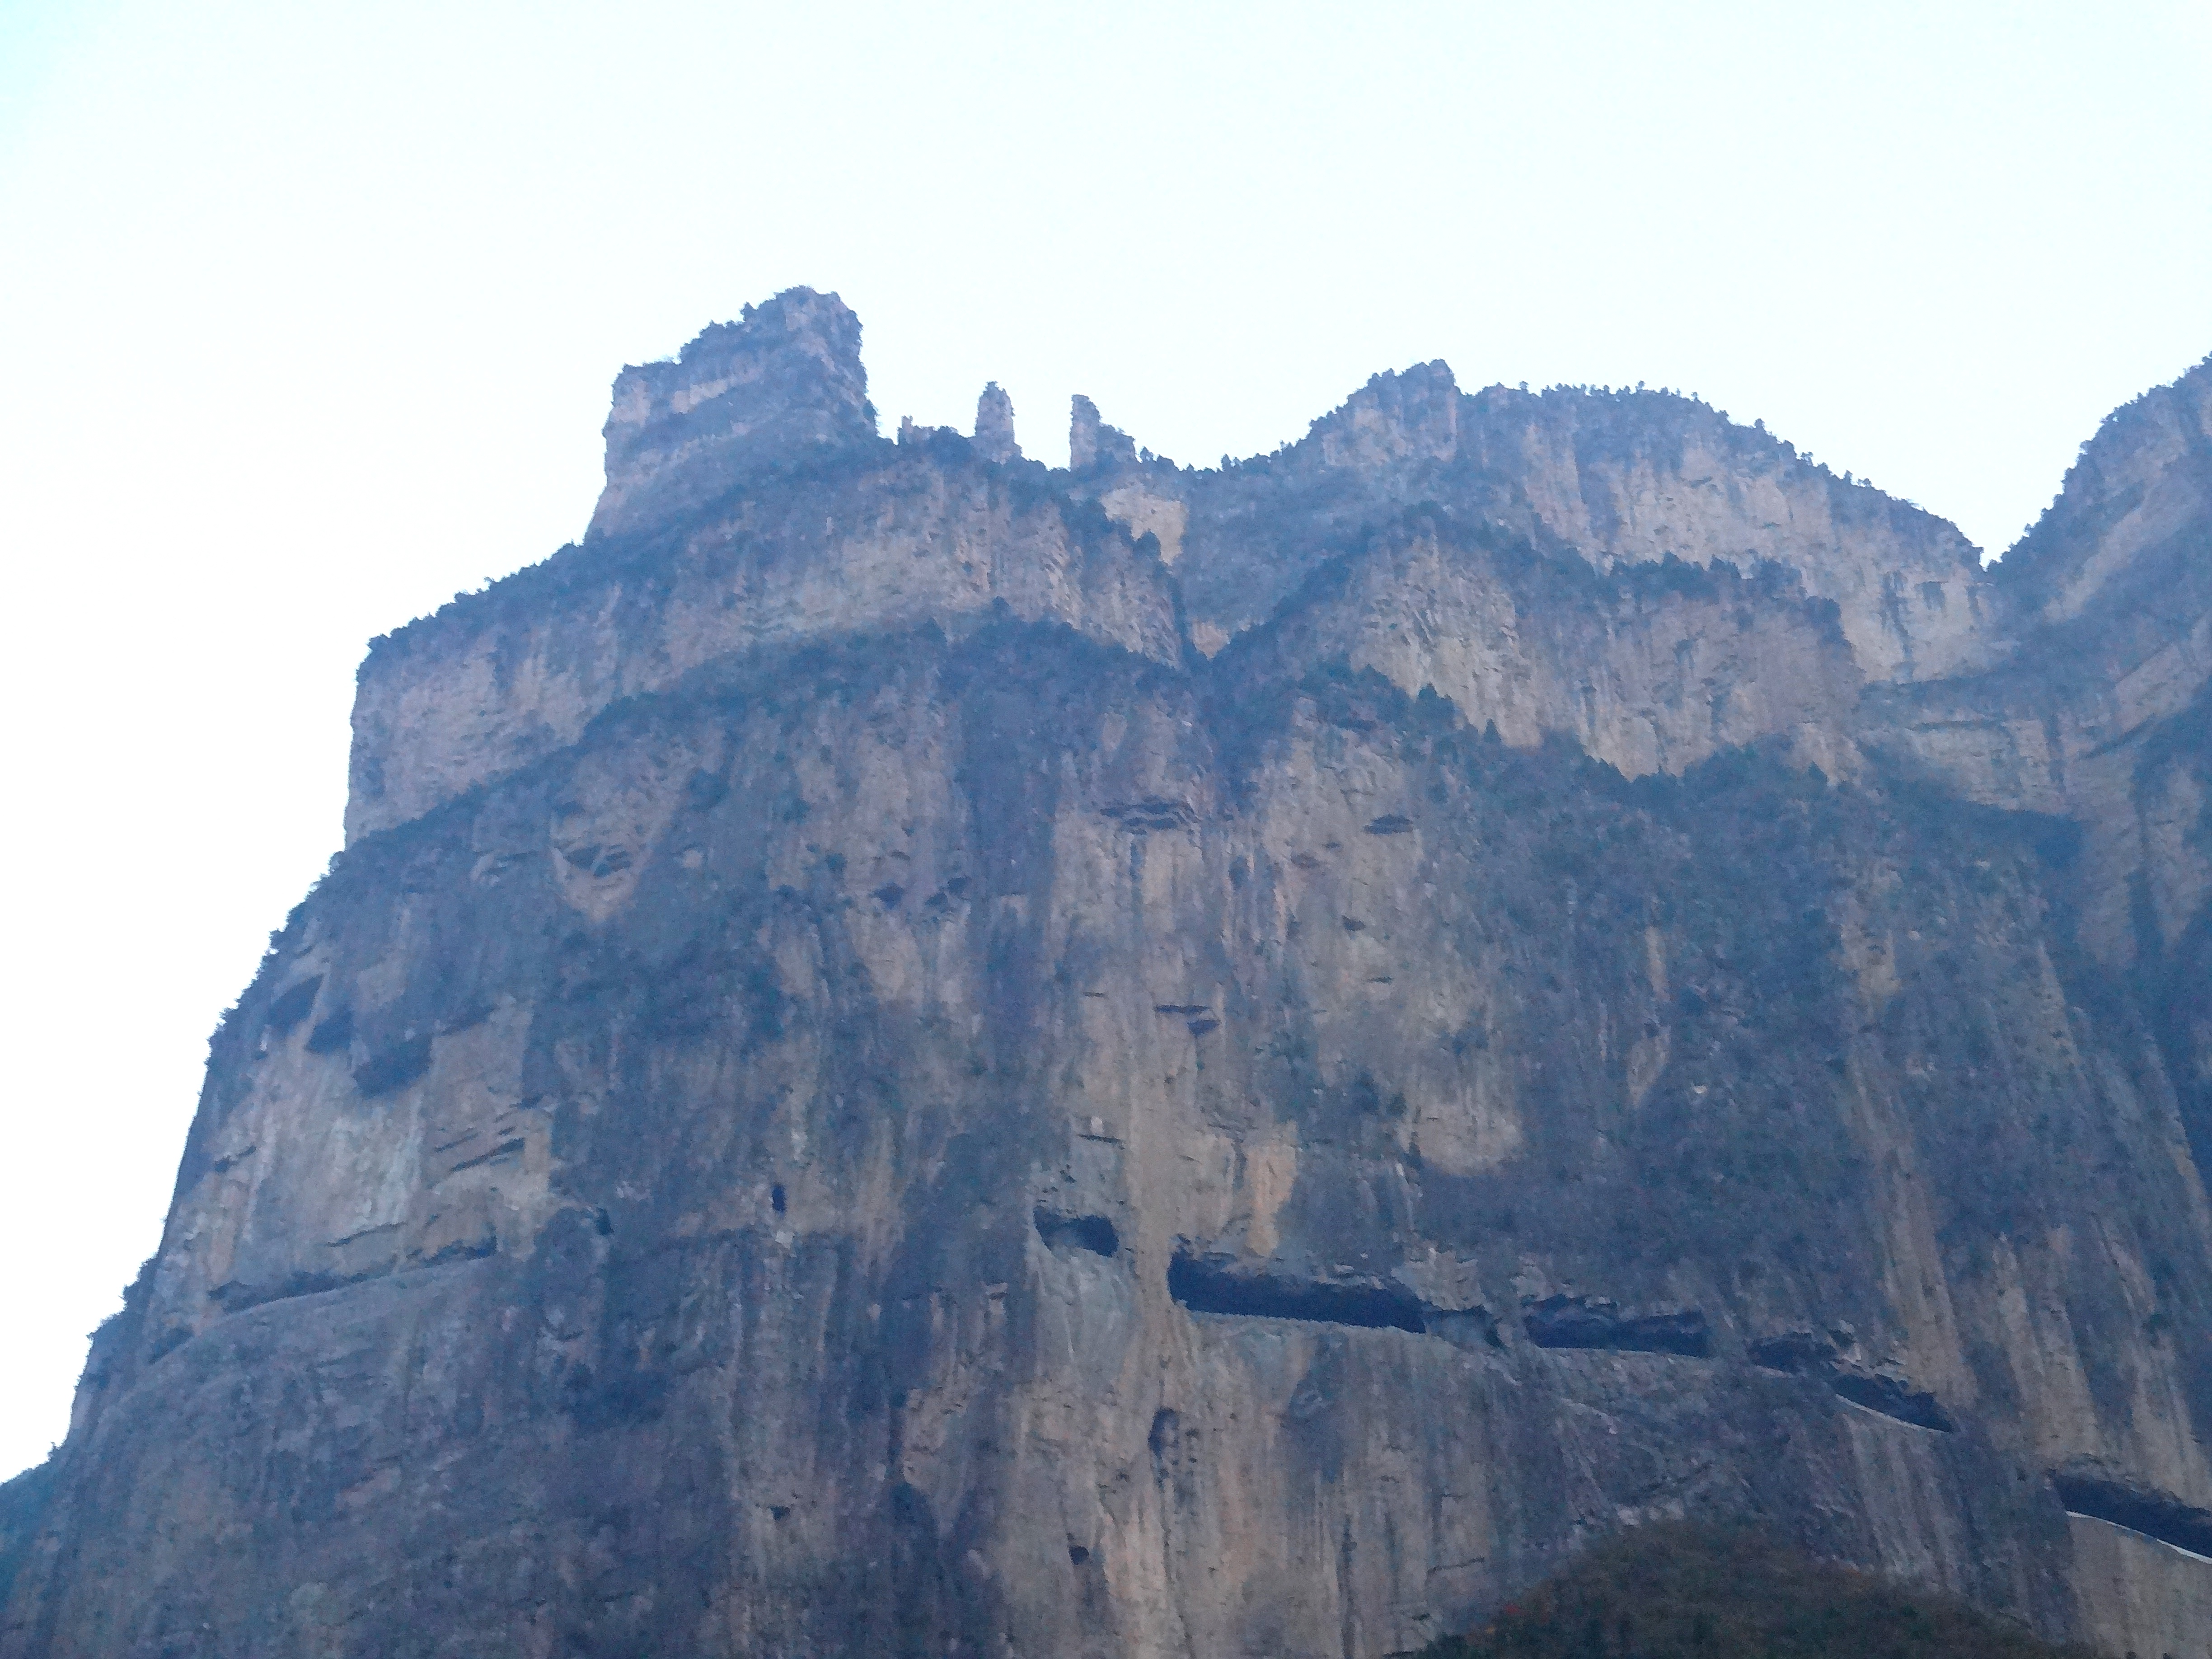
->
<box><xmin>3</xmin><ymin>291</ymin><xmax>2209</xmax><ymax>1657</ymax></box>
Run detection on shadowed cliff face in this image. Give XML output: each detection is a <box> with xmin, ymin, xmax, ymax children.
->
<box><xmin>5</xmin><ymin>295</ymin><xmax>2211</xmax><ymax>1659</ymax></box>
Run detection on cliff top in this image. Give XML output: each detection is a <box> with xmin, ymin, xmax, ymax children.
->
<box><xmin>587</xmin><ymin>286</ymin><xmax>878</xmax><ymax>539</ymax></box>
<box><xmin>1998</xmin><ymin>351</ymin><xmax>2212</xmax><ymax>627</ymax></box>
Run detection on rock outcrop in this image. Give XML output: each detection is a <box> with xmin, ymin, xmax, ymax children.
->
<box><xmin>587</xmin><ymin>287</ymin><xmax>878</xmax><ymax>540</ymax></box>
<box><xmin>346</xmin><ymin>306</ymin><xmax>1181</xmax><ymax>842</ymax></box>
<box><xmin>5</xmin><ymin>294</ymin><xmax>2209</xmax><ymax>1659</ymax></box>
<box><xmin>974</xmin><ymin>382</ymin><xmax>1021</xmax><ymax>464</ymax></box>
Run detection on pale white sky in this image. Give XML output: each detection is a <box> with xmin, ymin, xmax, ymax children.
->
<box><xmin>1</xmin><ymin>1</ymin><xmax>2207</xmax><ymax>1480</ymax></box>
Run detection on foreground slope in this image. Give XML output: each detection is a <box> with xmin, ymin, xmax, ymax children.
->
<box><xmin>4</xmin><ymin>295</ymin><xmax>2210</xmax><ymax>1659</ymax></box>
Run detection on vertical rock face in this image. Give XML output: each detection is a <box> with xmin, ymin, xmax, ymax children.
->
<box><xmin>6</xmin><ymin>308</ymin><xmax>2212</xmax><ymax>1659</ymax></box>
<box><xmin>2001</xmin><ymin>358</ymin><xmax>2212</xmax><ymax>634</ymax></box>
<box><xmin>974</xmin><ymin>382</ymin><xmax>1021</xmax><ymax>464</ymax></box>
<box><xmin>587</xmin><ymin>286</ymin><xmax>877</xmax><ymax>540</ymax></box>
<box><xmin>1069</xmin><ymin>392</ymin><xmax>1136</xmax><ymax>474</ymax></box>
<box><xmin>345</xmin><ymin>300</ymin><xmax>1181</xmax><ymax>843</ymax></box>
<box><xmin>1853</xmin><ymin>357</ymin><xmax>2212</xmax><ymax>1301</ymax></box>
<box><xmin>1859</xmin><ymin>361</ymin><xmax>2212</xmax><ymax>963</ymax></box>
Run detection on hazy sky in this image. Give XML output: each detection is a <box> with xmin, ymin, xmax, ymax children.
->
<box><xmin>2</xmin><ymin>1</ymin><xmax>2208</xmax><ymax>1481</ymax></box>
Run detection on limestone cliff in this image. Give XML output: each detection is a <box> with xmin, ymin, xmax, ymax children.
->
<box><xmin>1861</xmin><ymin>358</ymin><xmax>2212</xmax><ymax>962</ymax></box>
<box><xmin>587</xmin><ymin>287</ymin><xmax>877</xmax><ymax>540</ymax></box>
<box><xmin>1077</xmin><ymin>366</ymin><xmax>1992</xmax><ymax>685</ymax></box>
<box><xmin>5</xmin><ymin>293</ymin><xmax>2210</xmax><ymax>1659</ymax></box>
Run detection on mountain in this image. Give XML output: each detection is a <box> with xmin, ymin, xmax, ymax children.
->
<box><xmin>3</xmin><ymin>291</ymin><xmax>2209</xmax><ymax>1658</ymax></box>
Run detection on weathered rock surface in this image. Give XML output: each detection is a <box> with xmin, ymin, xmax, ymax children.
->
<box><xmin>5</xmin><ymin>295</ymin><xmax>2209</xmax><ymax>1659</ymax></box>
<box><xmin>1861</xmin><ymin>359</ymin><xmax>2212</xmax><ymax>958</ymax></box>
<box><xmin>347</xmin><ymin>342</ymin><xmax>1181</xmax><ymax>841</ymax></box>
<box><xmin>1079</xmin><ymin>366</ymin><xmax>1994</xmax><ymax>684</ymax></box>
<box><xmin>587</xmin><ymin>287</ymin><xmax>877</xmax><ymax>541</ymax></box>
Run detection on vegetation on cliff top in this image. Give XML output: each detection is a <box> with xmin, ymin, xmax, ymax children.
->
<box><xmin>1416</xmin><ymin>1526</ymin><xmax>2093</xmax><ymax>1659</ymax></box>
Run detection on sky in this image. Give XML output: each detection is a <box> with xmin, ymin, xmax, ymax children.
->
<box><xmin>1</xmin><ymin>0</ymin><xmax>2208</xmax><ymax>1482</ymax></box>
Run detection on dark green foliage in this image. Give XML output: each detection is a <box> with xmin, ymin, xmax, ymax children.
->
<box><xmin>1416</xmin><ymin>1525</ymin><xmax>2089</xmax><ymax>1659</ymax></box>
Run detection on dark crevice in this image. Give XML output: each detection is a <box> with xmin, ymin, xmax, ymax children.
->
<box><xmin>355</xmin><ymin>1034</ymin><xmax>434</xmax><ymax>1097</ymax></box>
<box><xmin>1101</xmin><ymin>798</ymin><xmax>1197</xmax><ymax>832</ymax></box>
<box><xmin>263</xmin><ymin>975</ymin><xmax>323</xmax><ymax>1037</ymax></box>
<box><xmin>2053</xmin><ymin>1471</ymin><xmax>2212</xmax><ymax>1556</ymax></box>
<box><xmin>446</xmin><ymin>1137</ymin><xmax>524</xmax><ymax>1174</ymax></box>
<box><xmin>208</xmin><ymin>1265</ymin><xmax>388</xmax><ymax>1318</ymax></box>
<box><xmin>1035</xmin><ymin>1209</ymin><xmax>1119</xmax><ymax>1257</ymax></box>
<box><xmin>1523</xmin><ymin>1295</ymin><xmax>1711</xmax><ymax>1356</ymax></box>
<box><xmin>305</xmin><ymin>1007</ymin><xmax>354</xmax><ymax>1054</ymax></box>
<box><xmin>1168</xmin><ymin>1251</ymin><xmax>1424</xmax><ymax>1333</ymax></box>
<box><xmin>1152</xmin><ymin>1003</ymin><xmax>1221</xmax><ymax>1036</ymax></box>
<box><xmin>563</xmin><ymin>843</ymin><xmax>633</xmax><ymax>877</ymax></box>
<box><xmin>1747</xmin><ymin>1330</ymin><xmax>1837</xmax><ymax>1371</ymax></box>
<box><xmin>418</xmin><ymin>1235</ymin><xmax>498</xmax><ymax>1268</ymax></box>
<box><xmin>1749</xmin><ymin>1329</ymin><xmax>1954</xmax><ymax>1430</ymax></box>
<box><xmin>199</xmin><ymin>1240</ymin><xmax>500</xmax><ymax>1326</ymax></box>
<box><xmin>1828</xmin><ymin>1370</ymin><xmax>1955</xmax><ymax>1432</ymax></box>
<box><xmin>1424</xmin><ymin>1307</ymin><xmax>1503</xmax><ymax>1349</ymax></box>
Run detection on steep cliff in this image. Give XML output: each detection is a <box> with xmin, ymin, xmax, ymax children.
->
<box><xmin>1858</xmin><ymin>355</ymin><xmax>2212</xmax><ymax>1212</ymax></box>
<box><xmin>5</xmin><ymin>293</ymin><xmax>2209</xmax><ymax>1659</ymax></box>
<box><xmin>1075</xmin><ymin>365</ymin><xmax>1992</xmax><ymax>686</ymax></box>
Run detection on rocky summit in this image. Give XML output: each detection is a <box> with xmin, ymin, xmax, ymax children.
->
<box><xmin>4</xmin><ymin>288</ymin><xmax>2211</xmax><ymax>1659</ymax></box>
